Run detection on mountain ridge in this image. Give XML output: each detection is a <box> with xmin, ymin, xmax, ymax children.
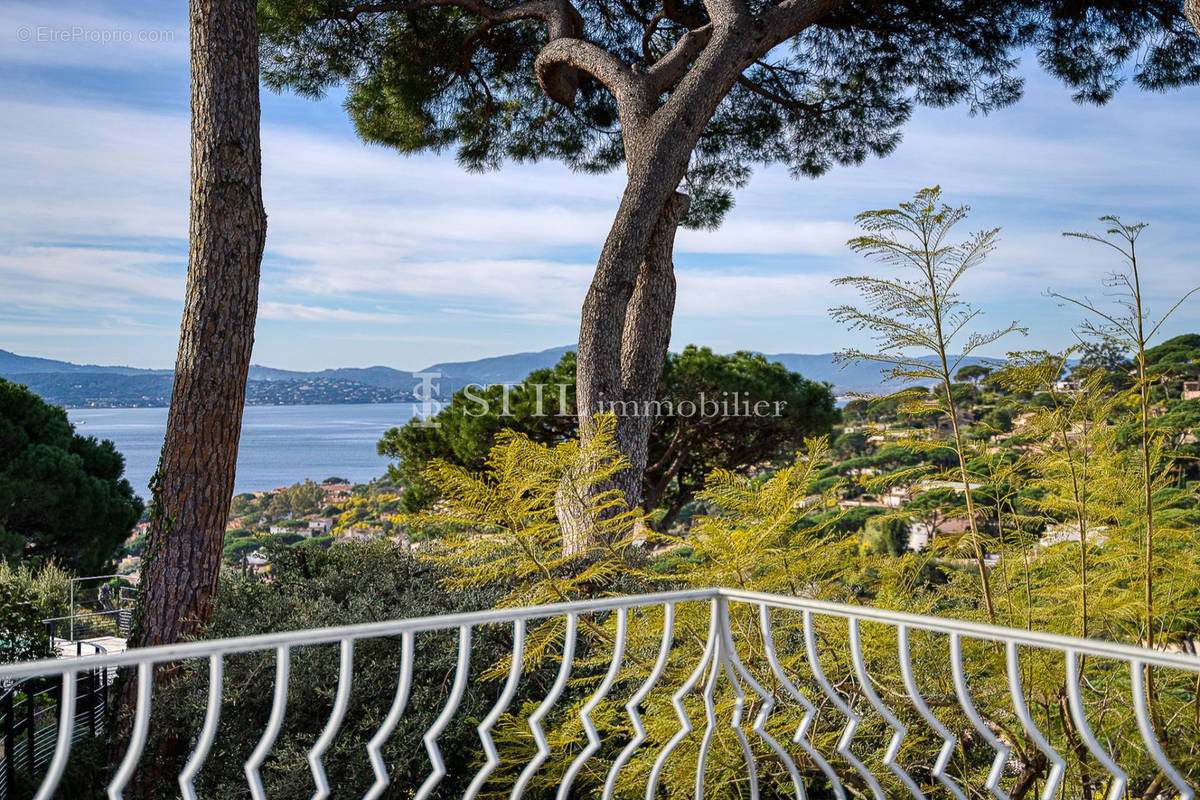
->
<box><xmin>0</xmin><ymin>346</ymin><xmax>997</xmax><ymax>407</ymax></box>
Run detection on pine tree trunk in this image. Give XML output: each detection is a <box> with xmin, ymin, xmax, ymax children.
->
<box><xmin>562</xmin><ymin>178</ymin><xmax>685</xmax><ymax>556</ymax></box>
<box><xmin>1186</xmin><ymin>0</ymin><xmax>1200</xmax><ymax>36</ymax></box>
<box><xmin>612</xmin><ymin>191</ymin><xmax>687</xmax><ymax>509</ymax></box>
<box><xmin>111</xmin><ymin>3</ymin><xmax>264</xmax><ymax>791</ymax></box>
<box><xmin>135</xmin><ymin>0</ymin><xmax>265</xmax><ymax>650</ymax></box>
<box><xmin>560</xmin><ymin>16</ymin><xmax>832</xmax><ymax>552</ymax></box>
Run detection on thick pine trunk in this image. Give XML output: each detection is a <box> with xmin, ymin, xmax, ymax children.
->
<box><xmin>112</xmin><ymin>3</ymin><xmax>264</xmax><ymax>791</ymax></box>
<box><xmin>612</xmin><ymin>191</ymin><xmax>687</xmax><ymax>508</ymax></box>
<box><xmin>564</xmin><ymin>163</ymin><xmax>691</xmax><ymax>556</ymax></box>
<box><xmin>564</xmin><ymin>37</ymin><xmax>745</xmax><ymax>552</ymax></box>
<box><xmin>560</xmin><ymin>19</ymin><xmax>829</xmax><ymax>551</ymax></box>
<box><xmin>134</xmin><ymin>0</ymin><xmax>265</xmax><ymax>649</ymax></box>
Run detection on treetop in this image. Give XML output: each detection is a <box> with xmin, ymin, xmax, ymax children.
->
<box><xmin>259</xmin><ymin>0</ymin><xmax>1199</xmax><ymax>228</ymax></box>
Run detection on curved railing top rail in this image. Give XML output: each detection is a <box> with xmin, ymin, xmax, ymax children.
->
<box><xmin>4</xmin><ymin>587</ymin><xmax>1197</xmax><ymax>682</ymax></box>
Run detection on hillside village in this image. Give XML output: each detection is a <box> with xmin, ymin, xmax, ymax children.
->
<box><xmin>108</xmin><ymin>336</ymin><xmax>1200</xmax><ymax>583</ymax></box>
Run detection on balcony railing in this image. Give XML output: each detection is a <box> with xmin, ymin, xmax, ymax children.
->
<box><xmin>43</xmin><ymin>610</ymin><xmax>133</xmax><ymax>648</ymax></box>
<box><xmin>0</xmin><ymin>587</ymin><xmax>1197</xmax><ymax>800</ymax></box>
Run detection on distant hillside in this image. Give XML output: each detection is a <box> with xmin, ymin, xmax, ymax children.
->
<box><xmin>0</xmin><ymin>345</ymin><xmax>1002</xmax><ymax>407</ymax></box>
<box><xmin>7</xmin><ymin>371</ymin><xmax>418</xmax><ymax>408</ymax></box>
<box><xmin>420</xmin><ymin>346</ymin><xmax>999</xmax><ymax>396</ymax></box>
<box><xmin>0</xmin><ymin>349</ymin><xmax>169</xmax><ymax>377</ymax></box>
<box><xmin>422</xmin><ymin>345</ymin><xmax>575</xmax><ymax>383</ymax></box>
<box><xmin>764</xmin><ymin>353</ymin><xmax>1001</xmax><ymax>396</ymax></box>
<box><xmin>249</xmin><ymin>364</ymin><xmax>418</xmax><ymax>390</ymax></box>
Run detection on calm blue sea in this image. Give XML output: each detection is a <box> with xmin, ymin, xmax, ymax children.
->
<box><xmin>67</xmin><ymin>403</ymin><xmax>423</xmax><ymax>500</ymax></box>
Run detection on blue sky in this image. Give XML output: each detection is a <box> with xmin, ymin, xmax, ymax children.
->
<box><xmin>1</xmin><ymin>1</ymin><xmax>1198</xmax><ymax>371</ymax></box>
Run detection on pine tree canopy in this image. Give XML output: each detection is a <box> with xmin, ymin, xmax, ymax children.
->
<box><xmin>0</xmin><ymin>379</ymin><xmax>144</xmax><ymax>573</ymax></box>
<box><xmin>260</xmin><ymin>0</ymin><xmax>1199</xmax><ymax>227</ymax></box>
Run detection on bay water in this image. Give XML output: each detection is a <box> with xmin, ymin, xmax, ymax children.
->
<box><xmin>67</xmin><ymin>403</ymin><xmax>423</xmax><ymax>500</ymax></box>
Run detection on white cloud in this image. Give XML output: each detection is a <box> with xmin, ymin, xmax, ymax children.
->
<box><xmin>0</xmin><ymin>245</ymin><xmax>185</xmax><ymax>309</ymax></box>
<box><xmin>676</xmin><ymin>220</ymin><xmax>856</xmax><ymax>255</ymax></box>
<box><xmin>438</xmin><ymin>307</ymin><xmax>576</xmax><ymax>325</ymax></box>
<box><xmin>257</xmin><ymin>301</ymin><xmax>403</xmax><ymax>324</ymax></box>
<box><xmin>283</xmin><ymin>258</ymin><xmax>594</xmax><ymax>311</ymax></box>
<box><xmin>674</xmin><ymin>268</ymin><xmax>855</xmax><ymax>317</ymax></box>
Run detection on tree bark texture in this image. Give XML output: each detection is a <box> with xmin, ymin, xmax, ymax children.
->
<box><xmin>611</xmin><ymin>191</ymin><xmax>688</xmax><ymax>507</ymax></box>
<box><xmin>134</xmin><ymin>0</ymin><xmax>266</xmax><ymax>649</ymax></box>
<box><xmin>1187</xmin><ymin>0</ymin><xmax>1200</xmax><ymax>35</ymax></box>
<box><xmin>559</xmin><ymin>190</ymin><xmax>686</xmax><ymax>556</ymax></box>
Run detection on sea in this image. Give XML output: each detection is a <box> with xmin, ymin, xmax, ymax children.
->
<box><xmin>67</xmin><ymin>403</ymin><xmax>424</xmax><ymax>500</ymax></box>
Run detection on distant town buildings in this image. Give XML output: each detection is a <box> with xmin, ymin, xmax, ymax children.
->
<box><xmin>322</xmin><ymin>482</ymin><xmax>354</xmax><ymax>503</ymax></box>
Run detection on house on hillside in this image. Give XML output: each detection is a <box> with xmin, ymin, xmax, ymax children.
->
<box><xmin>1038</xmin><ymin>522</ymin><xmax>1109</xmax><ymax>549</ymax></box>
<box><xmin>1012</xmin><ymin>411</ymin><xmax>1037</xmax><ymax>430</ymax></box>
<box><xmin>342</xmin><ymin>526</ymin><xmax>385</xmax><ymax>541</ymax></box>
<box><xmin>883</xmin><ymin>485</ymin><xmax>913</xmax><ymax>509</ymax></box>
<box><xmin>905</xmin><ymin>516</ymin><xmax>973</xmax><ymax>552</ymax></box>
<box><xmin>322</xmin><ymin>483</ymin><xmax>354</xmax><ymax>503</ymax></box>
<box><xmin>1183</xmin><ymin>380</ymin><xmax>1200</xmax><ymax>401</ymax></box>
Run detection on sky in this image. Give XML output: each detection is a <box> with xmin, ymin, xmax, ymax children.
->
<box><xmin>1</xmin><ymin>1</ymin><xmax>1198</xmax><ymax>372</ymax></box>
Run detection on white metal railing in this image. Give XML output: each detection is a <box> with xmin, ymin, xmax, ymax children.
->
<box><xmin>1</xmin><ymin>587</ymin><xmax>1197</xmax><ymax>800</ymax></box>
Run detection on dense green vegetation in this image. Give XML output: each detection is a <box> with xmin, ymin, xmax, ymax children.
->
<box><xmin>379</xmin><ymin>346</ymin><xmax>837</xmax><ymax>527</ymax></box>
<box><xmin>0</xmin><ymin>378</ymin><xmax>143</xmax><ymax>573</ymax></box>
<box><xmin>0</xmin><ymin>561</ymin><xmax>70</xmax><ymax>663</ymax></box>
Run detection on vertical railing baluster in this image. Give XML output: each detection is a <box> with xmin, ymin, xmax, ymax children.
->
<box><xmin>179</xmin><ymin>654</ymin><xmax>224</xmax><ymax>800</ymax></box>
<box><xmin>804</xmin><ymin>610</ymin><xmax>885</xmax><ymax>800</ymax></box>
<box><xmin>88</xmin><ymin>667</ymin><xmax>99</xmax><ymax>736</ymax></box>
<box><xmin>511</xmin><ymin>614</ymin><xmax>577</xmax><ymax>800</ymax></box>
<box><xmin>647</xmin><ymin>599</ymin><xmax>719</xmax><ymax>800</ymax></box>
<box><xmin>3</xmin><ymin>690</ymin><xmax>14</xmax><ymax>789</ymax></box>
<box><xmin>24</xmin><ymin>683</ymin><xmax>33</xmax><ymax>776</ymax></box>
<box><xmin>603</xmin><ymin>602</ymin><xmax>674</xmax><ymax>800</ymax></box>
<box><xmin>1129</xmin><ymin>659</ymin><xmax>1194</xmax><ymax>800</ymax></box>
<box><xmin>897</xmin><ymin>626</ymin><xmax>966</xmax><ymax>800</ymax></box>
<box><xmin>245</xmin><ymin>645</ymin><xmax>291</xmax><ymax>800</ymax></box>
<box><xmin>717</xmin><ymin>600</ymin><xmax>805</xmax><ymax>800</ymax></box>
<box><xmin>308</xmin><ymin>638</ymin><xmax>355</xmax><ymax>800</ymax></box>
<box><xmin>848</xmin><ymin>619</ymin><xmax>923</xmax><ymax>799</ymax></box>
<box><xmin>759</xmin><ymin>604</ymin><xmax>844</xmax><ymax>800</ymax></box>
<box><xmin>1063</xmin><ymin>650</ymin><xmax>1126</xmax><ymax>799</ymax></box>
<box><xmin>416</xmin><ymin>626</ymin><xmax>472</xmax><ymax>800</ymax></box>
<box><xmin>949</xmin><ymin>634</ymin><xmax>1010</xmax><ymax>800</ymax></box>
<box><xmin>108</xmin><ymin>661</ymin><xmax>154</xmax><ymax>800</ymax></box>
<box><xmin>31</xmin><ymin>671</ymin><xmax>75</xmax><ymax>800</ymax></box>
<box><xmin>559</xmin><ymin>608</ymin><xmax>627</xmax><ymax>800</ymax></box>
<box><xmin>466</xmin><ymin>619</ymin><xmax>527</xmax><ymax>800</ymax></box>
<box><xmin>1003</xmin><ymin>641</ymin><xmax>1064</xmax><ymax>800</ymax></box>
<box><xmin>364</xmin><ymin>630</ymin><xmax>414</xmax><ymax>800</ymax></box>
<box><xmin>101</xmin><ymin>666</ymin><xmax>109</xmax><ymax>731</ymax></box>
<box><xmin>693</xmin><ymin>632</ymin><xmax>723</xmax><ymax>800</ymax></box>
